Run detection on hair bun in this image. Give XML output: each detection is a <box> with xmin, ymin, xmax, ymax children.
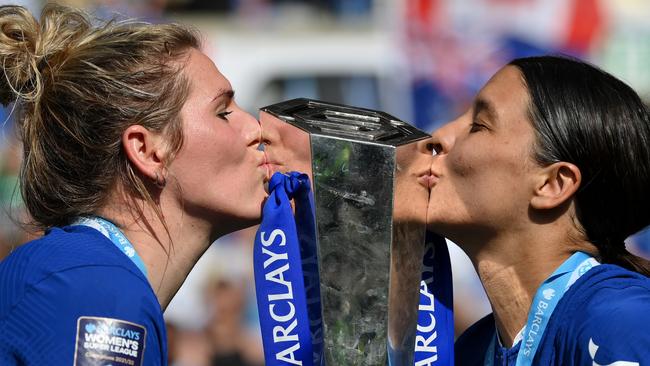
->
<box><xmin>0</xmin><ymin>5</ymin><xmax>42</xmax><ymax>106</ymax></box>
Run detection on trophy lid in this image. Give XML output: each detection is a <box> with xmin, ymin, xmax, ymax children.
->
<box><xmin>260</xmin><ymin>98</ymin><xmax>430</xmax><ymax>146</ymax></box>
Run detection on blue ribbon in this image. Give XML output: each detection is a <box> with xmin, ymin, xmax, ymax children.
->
<box><xmin>73</xmin><ymin>216</ymin><xmax>148</xmax><ymax>277</ymax></box>
<box><xmin>254</xmin><ymin>172</ymin><xmax>321</xmax><ymax>366</ymax></box>
<box><xmin>292</xmin><ymin>174</ymin><xmax>324</xmax><ymax>365</ymax></box>
<box><xmin>256</xmin><ymin>172</ymin><xmax>455</xmax><ymax>366</ymax></box>
<box><xmin>413</xmin><ymin>232</ymin><xmax>455</xmax><ymax>366</ymax></box>
<box><xmin>484</xmin><ymin>252</ymin><xmax>599</xmax><ymax>366</ymax></box>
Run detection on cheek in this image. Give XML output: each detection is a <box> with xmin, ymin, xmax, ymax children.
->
<box><xmin>180</xmin><ymin>124</ymin><xmax>248</xmax><ymax>178</ymax></box>
<box><xmin>447</xmin><ymin>141</ymin><xmax>526</xmax><ymax>184</ymax></box>
<box><xmin>447</xmin><ymin>147</ymin><xmax>479</xmax><ymax>179</ymax></box>
<box><xmin>276</xmin><ymin>125</ymin><xmax>312</xmax><ymax>175</ymax></box>
<box><xmin>283</xmin><ymin>126</ymin><xmax>310</xmax><ymax>159</ymax></box>
<box><xmin>443</xmin><ymin>146</ymin><xmax>519</xmax><ymax>211</ymax></box>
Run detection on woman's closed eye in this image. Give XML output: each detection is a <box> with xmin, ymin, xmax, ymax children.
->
<box><xmin>217</xmin><ymin>110</ymin><xmax>233</xmax><ymax>120</ymax></box>
<box><xmin>469</xmin><ymin>121</ymin><xmax>488</xmax><ymax>133</ymax></box>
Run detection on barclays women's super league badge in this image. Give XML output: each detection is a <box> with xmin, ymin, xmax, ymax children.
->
<box><xmin>74</xmin><ymin>316</ymin><xmax>146</xmax><ymax>366</ymax></box>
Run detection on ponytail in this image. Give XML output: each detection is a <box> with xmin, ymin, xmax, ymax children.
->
<box><xmin>0</xmin><ymin>4</ymin><xmax>199</xmax><ymax>229</ymax></box>
<box><xmin>597</xmin><ymin>238</ymin><xmax>650</xmax><ymax>277</ymax></box>
<box><xmin>509</xmin><ymin>56</ymin><xmax>650</xmax><ymax>278</ymax></box>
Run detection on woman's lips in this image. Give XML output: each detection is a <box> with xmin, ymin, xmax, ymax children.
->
<box><xmin>259</xmin><ymin>163</ymin><xmax>280</xmax><ymax>193</ymax></box>
<box><xmin>257</xmin><ymin>152</ymin><xmax>271</xmax><ymax>182</ymax></box>
<box><xmin>259</xmin><ymin>164</ymin><xmax>270</xmax><ymax>182</ymax></box>
<box><xmin>417</xmin><ymin>173</ymin><xmax>439</xmax><ymax>189</ymax></box>
<box><xmin>259</xmin><ymin>156</ymin><xmax>282</xmax><ymax>181</ymax></box>
<box><xmin>265</xmin><ymin>162</ymin><xmax>282</xmax><ymax>174</ymax></box>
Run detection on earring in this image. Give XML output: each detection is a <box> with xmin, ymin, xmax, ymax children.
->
<box><xmin>154</xmin><ymin>171</ymin><xmax>166</xmax><ymax>188</ymax></box>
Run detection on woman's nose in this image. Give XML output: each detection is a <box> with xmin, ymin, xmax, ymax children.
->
<box><xmin>416</xmin><ymin>136</ymin><xmax>435</xmax><ymax>155</ymax></box>
<box><xmin>431</xmin><ymin>119</ymin><xmax>462</xmax><ymax>155</ymax></box>
<box><xmin>235</xmin><ymin>108</ymin><xmax>262</xmax><ymax>148</ymax></box>
<box><xmin>259</xmin><ymin>111</ymin><xmax>281</xmax><ymax>146</ymax></box>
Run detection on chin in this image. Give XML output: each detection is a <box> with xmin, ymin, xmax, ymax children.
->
<box><xmin>210</xmin><ymin>217</ymin><xmax>260</xmax><ymax>241</ymax></box>
<box><xmin>233</xmin><ymin>211</ymin><xmax>263</xmax><ymax>228</ymax></box>
<box><xmin>425</xmin><ymin>214</ymin><xmax>447</xmax><ymax>231</ymax></box>
<box><xmin>425</xmin><ymin>219</ymin><xmax>464</xmax><ymax>241</ymax></box>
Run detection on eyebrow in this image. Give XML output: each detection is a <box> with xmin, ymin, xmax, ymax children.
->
<box><xmin>211</xmin><ymin>89</ymin><xmax>235</xmax><ymax>104</ymax></box>
<box><xmin>472</xmin><ymin>97</ymin><xmax>498</xmax><ymax>123</ymax></box>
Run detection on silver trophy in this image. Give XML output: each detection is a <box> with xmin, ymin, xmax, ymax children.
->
<box><xmin>260</xmin><ymin>98</ymin><xmax>432</xmax><ymax>365</ymax></box>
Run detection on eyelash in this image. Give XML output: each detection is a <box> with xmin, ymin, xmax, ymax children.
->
<box><xmin>217</xmin><ymin>110</ymin><xmax>233</xmax><ymax>120</ymax></box>
<box><xmin>469</xmin><ymin>120</ymin><xmax>487</xmax><ymax>133</ymax></box>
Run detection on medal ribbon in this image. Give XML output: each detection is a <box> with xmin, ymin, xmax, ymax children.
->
<box><xmin>413</xmin><ymin>233</ymin><xmax>454</xmax><ymax>366</ymax></box>
<box><xmin>484</xmin><ymin>252</ymin><xmax>599</xmax><ymax>366</ymax></box>
<box><xmin>72</xmin><ymin>216</ymin><xmax>148</xmax><ymax>277</ymax></box>
<box><xmin>254</xmin><ymin>172</ymin><xmax>320</xmax><ymax>366</ymax></box>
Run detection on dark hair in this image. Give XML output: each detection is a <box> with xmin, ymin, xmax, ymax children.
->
<box><xmin>509</xmin><ymin>55</ymin><xmax>650</xmax><ymax>276</ymax></box>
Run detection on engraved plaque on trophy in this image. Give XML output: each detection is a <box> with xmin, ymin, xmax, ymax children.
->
<box><xmin>260</xmin><ymin>98</ymin><xmax>432</xmax><ymax>365</ymax></box>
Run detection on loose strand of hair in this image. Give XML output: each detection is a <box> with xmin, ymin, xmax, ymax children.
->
<box><xmin>616</xmin><ymin>249</ymin><xmax>650</xmax><ymax>277</ymax></box>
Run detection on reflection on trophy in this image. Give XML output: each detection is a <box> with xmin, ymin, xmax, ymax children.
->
<box><xmin>260</xmin><ymin>99</ymin><xmax>433</xmax><ymax>365</ymax></box>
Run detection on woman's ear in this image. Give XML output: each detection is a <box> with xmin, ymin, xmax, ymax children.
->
<box><xmin>122</xmin><ymin>125</ymin><xmax>168</xmax><ymax>183</ymax></box>
<box><xmin>530</xmin><ymin>162</ymin><xmax>582</xmax><ymax>210</ymax></box>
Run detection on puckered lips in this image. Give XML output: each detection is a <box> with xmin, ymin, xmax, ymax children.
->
<box><xmin>258</xmin><ymin>150</ymin><xmax>284</xmax><ymax>183</ymax></box>
<box><xmin>417</xmin><ymin>168</ymin><xmax>440</xmax><ymax>189</ymax></box>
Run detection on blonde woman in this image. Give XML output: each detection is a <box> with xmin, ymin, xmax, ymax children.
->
<box><xmin>0</xmin><ymin>4</ymin><xmax>268</xmax><ymax>365</ymax></box>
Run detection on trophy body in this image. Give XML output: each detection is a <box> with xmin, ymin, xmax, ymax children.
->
<box><xmin>260</xmin><ymin>99</ymin><xmax>431</xmax><ymax>365</ymax></box>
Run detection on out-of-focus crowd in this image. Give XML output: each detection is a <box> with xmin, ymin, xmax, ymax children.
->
<box><xmin>1</xmin><ymin>1</ymin><xmax>649</xmax><ymax>365</ymax></box>
<box><xmin>165</xmin><ymin>228</ymin><xmax>265</xmax><ymax>366</ymax></box>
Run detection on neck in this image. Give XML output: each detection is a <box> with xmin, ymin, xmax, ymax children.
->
<box><xmin>99</xmin><ymin>200</ymin><xmax>216</xmax><ymax>310</ymax></box>
<box><xmin>466</xmin><ymin>229</ymin><xmax>594</xmax><ymax>348</ymax></box>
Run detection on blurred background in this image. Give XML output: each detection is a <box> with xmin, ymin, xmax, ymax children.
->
<box><xmin>1</xmin><ymin>0</ymin><xmax>649</xmax><ymax>365</ymax></box>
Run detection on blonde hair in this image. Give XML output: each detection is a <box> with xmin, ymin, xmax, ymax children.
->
<box><xmin>0</xmin><ymin>3</ymin><xmax>199</xmax><ymax>229</ymax></box>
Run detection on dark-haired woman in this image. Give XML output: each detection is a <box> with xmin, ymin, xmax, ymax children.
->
<box><xmin>0</xmin><ymin>4</ymin><xmax>267</xmax><ymax>365</ymax></box>
<box><xmin>427</xmin><ymin>56</ymin><xmax>650</xmax><ymax>365</ymax></box>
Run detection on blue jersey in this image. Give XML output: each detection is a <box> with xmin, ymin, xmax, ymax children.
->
<box><xmin>0</xmin><ymin>225</ymin><xmax>167</xmax><ymax>365</ymax></box>
<box><xmin>455</xmin><ymin>264</ymin><xmax>650</xmax><ymax>365</ymax></box>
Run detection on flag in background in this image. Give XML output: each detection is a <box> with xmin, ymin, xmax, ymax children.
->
<box><xmin>401</xmin><ymin>0</ymin><xmax>606</xmax><ymax>131</ymax></box>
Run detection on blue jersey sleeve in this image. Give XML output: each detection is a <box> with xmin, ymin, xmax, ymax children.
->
<box><xmin>567</xmin><ymin>283</ymin><xmax>650</xmax><ymax>366</ymax></box>
<box><xmin>0</xmin><ymin>264</ymin><xmax>166</xmax><ymax>366</ymax></box>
